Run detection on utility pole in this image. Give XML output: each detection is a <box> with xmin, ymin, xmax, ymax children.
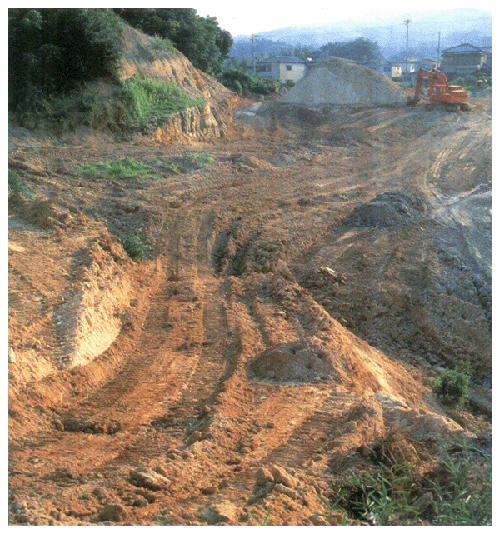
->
<box><xmin>252</xmin><ymin>34</ymin><xmax>259</xmax><ymax>75</ymax></box>
<box><xmin>437</xmin><ymin>31</ymin><xmax>441</xmax><ymax>68</ymax></box>
<box><xmin>403</xmin><ymin>19</ymin><xmax>411</xmax><ymax>86</ymax></box>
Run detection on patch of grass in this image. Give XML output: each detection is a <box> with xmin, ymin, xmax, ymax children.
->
<box><xmin>190</xmin><ymin>152</ymin><xmax>214</xmax><ymax>169</ymax></box>
<box><xmin>76</xmin><ymin>158</ymin><xmax>155</xmax><ymax>180</ymax></box>
<box><xmin>119</xmin><ymin>77</ymin><xmax>205</xmax><ymax>124</ymax></box>
<box><xmin>121</xmin><ymin>228</ymin><xmax>150</xmax><ymax>261</ymax></box>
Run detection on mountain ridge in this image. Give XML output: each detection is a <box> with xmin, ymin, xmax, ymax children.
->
<box><xmin>231</xmin><ymin>8</ymin><xmax>492</xmax><ymax>58</ymax></box>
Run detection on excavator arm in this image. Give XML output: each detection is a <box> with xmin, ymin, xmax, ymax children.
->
<box><xmin>407</xmin><ymin>68</ymin><xmax>425</xmax><ymax>106</ymax></box>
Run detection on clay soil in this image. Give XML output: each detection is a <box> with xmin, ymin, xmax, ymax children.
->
<box><xmin>8</xmin><ymin>95</ymin><xmax>492</xmax><ymax>526</ymax></box>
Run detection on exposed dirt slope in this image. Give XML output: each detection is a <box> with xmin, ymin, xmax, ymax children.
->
<box><xmin>119</xmin><ymin>23</ymin><xmax>237</xmax><ymax>143</ymax></box>
<box><xmin>8</xmin><ymin>94</ymin><xmax>491</xmax><ymax>525</ymax></box>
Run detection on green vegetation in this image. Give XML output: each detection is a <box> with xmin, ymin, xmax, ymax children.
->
<box><xmin>218</xmin><ymin>69</ymin><xmax>280</xmax><ymax>96</ymax></box>
<box><xmin>121</xmin><ymin>229</ymin><xmax>150</xmax><ymax>261</ymax></box>
<box><xmin>319</xmin><ymin>37</ymin><xmax>382</xmax><ymax>64</ymax></box>
<box><xmin>9</xmin><ymin>9</ymin><xmax>123</xmax><ymax>117</ymax></box>
<box><xmin>250</xmin><ymin>508</ymin><xmax>273</xmax><ymax>526</ymax></box>
<box><xmin>8</xmin><ymin>171</ymin><xmax>35</xmax><ymax>199</ymax></box>
<box><xmin>76</xmin><ymin>159</ymin><xmax>155</xmax><ymax>180</ymax></box>
<box><xmin>190</xmin><ymin>153</ymin><xmax>214</xmax><ymax>169</ymax></box>
<box><xmin>319</xmin><ymin>442</ymin><xmax>491</xmax><ymax>526</ymax></box>
<box><xmin>148</xmin><ymin>34</ymin><xmax>175</xmax><ymax>54</ymax></box>
<box><xmin>430</xmin><ymin>442</ymin><xmax>492</xmax><ymax>525</ymax></box>
<box><xmin>432</xmin><ymin>363</ymin><xmax>471</xmax><ymax>408</ymax></box>
<box><xmin>119</xmin><ymin>77</ymin><xmax>205</xmax><ymax>124</ymax></box>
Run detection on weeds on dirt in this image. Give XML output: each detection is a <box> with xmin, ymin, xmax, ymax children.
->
<box><xmin>321</xmin><ymin>438</ymin><xmax>491</xmax><ymax>526</ymax></box>
<box><xmin>249</xmin><ymin>508</ymin><xmax>273</xmax><ymax>526</ymax></box>
<box><xmin>121</xmin><ymin>228</ymin><xmax>150</xmax><ymax>261</ymax></box>
<box><xmin>8</xmin><ymin>171</ymin><xmax>35</xmax><ymax>199</ymax></box>
<box><xmin>429</xmin><ymin>439</ymin><xmax>492</xmax><ymax>525</ymax></box>
<box><xmin>119</xmin><ymin>77</ymin><xmax>205</xmax><ymax>124</ymax></box>
<box><xmin>189</xmin><ymin>153</ymin><xmax>214</xmax><ymax>169</ymax></box>
<box><xmin>76</xmin><ymin>158</ymin><xmax>155</xmax><ymax>181</ymax></box>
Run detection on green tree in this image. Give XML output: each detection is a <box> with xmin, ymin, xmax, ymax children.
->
<box><xmin>9</xmin><ymin>8</ymin><xmax>122</xmax><ymax>112</ymax></box>
<box><xmin>319</xmin><ymin>37</ymin><xmax>381</xmax><ymax>65</ymax></box>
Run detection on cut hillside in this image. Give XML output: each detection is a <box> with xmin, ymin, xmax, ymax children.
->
<box><xmin>120</xmin><ymin>23</ymin><xmax>232</xmax><ymax>103</ymax></box>
<box><xmin>118</xmin><ymin>23</ymin><xmax>237</xmax><ymax>143</ymax></box>
<box><xmin>279</xmin><ymin>57</ymin><xmax>406</xmax><ymax>106</ymax></box>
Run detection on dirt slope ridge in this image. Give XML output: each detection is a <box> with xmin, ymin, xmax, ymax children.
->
<box><xmin>8</xmin><ymin>96</ymin><xmax>491</xmax><ymax>525</ymax></box>
<box><xmin>120</xmin><ymin>23</ymin><xmax>237</xmax><ymax>142</ymax></box>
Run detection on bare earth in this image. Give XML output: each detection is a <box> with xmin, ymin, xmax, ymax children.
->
<box><xmin>8</xmin><ymin>95</ymin><xmax>492</xmax><ymax>526</ymax></box>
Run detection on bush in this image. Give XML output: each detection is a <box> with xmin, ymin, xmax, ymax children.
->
<box><xmin>121</xmin><ymin>229</ymin><xmax>150</xmax><ymax>261</ymax></box>
<box><xmin>119</xmin><ymin>77</ymin><xmax>205</xmax><ymax>123</ymax></box>
<box><xmin>219</xmin><ymin>69</ymin><xmax>280</xmax><ymax>96</ymax></box>
<box><xmin>432</xmin><ymin>363</ymin><xmax>471</xmax><ymax>408</ymax></box>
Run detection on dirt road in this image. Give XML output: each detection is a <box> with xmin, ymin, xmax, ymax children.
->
<box><xmin>8</xmin><ymin>96</ymin><xmax>491</xmax><ymax>525</ymax></box>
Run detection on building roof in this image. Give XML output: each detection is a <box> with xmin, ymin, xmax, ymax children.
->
<box><xmin>442</xmin><ymin>43</ymin><xmax>484</xmax><ymax>54</ymax></box>
<box><xmin>258</xmin><ymin>56</ymin><xmax>304</xmax><ymax>64</ymax></box>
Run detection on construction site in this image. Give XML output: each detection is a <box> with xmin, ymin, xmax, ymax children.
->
<box><xmin>7</xmin><ymin>23</ymin><xmax>492</xmax><ymax>526</ymax></box>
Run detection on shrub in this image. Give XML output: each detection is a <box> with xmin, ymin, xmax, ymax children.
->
<box><xmin>219</xmin><ymin>69</ymin><xmax>280</xmax><ymax>96</ymax></box>
<box><xmin>432</xmin><ymin>363</ymin><xmax>471</xmax><ymax>408</ymax></box>
<box><xmin>121</xmin><ymin>229</ymin><xmax>150</xmax><ymax>261</ymax></box>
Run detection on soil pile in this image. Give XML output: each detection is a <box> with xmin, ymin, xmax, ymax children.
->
<box><xmin>341</xmin><ymin>191</ymin><xmax>428</xmax><ymax>228</ymax></box>
<box><xmin>279</xmin><ymin>57</ymin><xmax>406</xmax><ymax>106</ymax></box>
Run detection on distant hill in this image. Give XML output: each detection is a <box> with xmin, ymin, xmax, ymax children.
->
<box><xmin>230</xmin><ymin>8</ymin><xmax>492</xmax><ymax>60</ymax></box>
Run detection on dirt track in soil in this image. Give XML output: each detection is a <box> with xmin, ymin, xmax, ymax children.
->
<box><xmin>8</xmin><ymin>96</ymin><xmax>492</xmax><ymax>526</ymax></box>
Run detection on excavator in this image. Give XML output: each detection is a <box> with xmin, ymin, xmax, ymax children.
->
<box><xmin>407</xmin><ymin>68</ymin><xmax>470</xmax><ymax>111</ymax></box>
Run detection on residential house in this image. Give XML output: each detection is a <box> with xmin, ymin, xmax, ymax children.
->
<box><xmin>440</xmin><ymin>43</ymin><xmax>489</xmax><ymax>76</ymax></box>
<box><xmin>252</xmin><ymin>57</ymin><xmax>308</xmax><ymax>85</ymax></box>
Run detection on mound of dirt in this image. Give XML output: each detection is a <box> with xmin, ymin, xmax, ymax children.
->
<box><xmin>249</xmin><ymin>337</ymin><xmax>344</xmax><ymax>383</ymax></box>
<box><xmin>279</xmin><ymin>57</ymin><xmax>406</xmax><ymax>106</ymax></box>
<box><xmin>342</xmin><ymin>191</ymin><xmax>427</xmax><ymax>228</ymax></box>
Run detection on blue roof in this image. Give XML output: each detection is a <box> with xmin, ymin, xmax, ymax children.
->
<box><xmin>259</xmin><ymin>56</ymin><xmax>304</xmax><ymax>63</ymax></box>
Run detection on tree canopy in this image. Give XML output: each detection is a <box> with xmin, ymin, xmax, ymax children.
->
<box><xmin>9</xmin><ymin>8</ymin><xmax>123</xmax><ymax>111</ymax></box>
<box><xmin>319</xmin><ymin>38</ymin><xmax>382</xmax><ymax>65</ymax></box>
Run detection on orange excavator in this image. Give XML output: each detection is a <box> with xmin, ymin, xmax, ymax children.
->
<box><xmin>407</xmin><ymin>68</ymin><xmax>470</xmax><ymax>111</ymax></box>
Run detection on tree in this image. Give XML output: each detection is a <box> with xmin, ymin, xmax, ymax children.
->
<box><xmin>319</xmin><ymin>37</ymin><xmax>381</xmax><ymax>65</ymax></box>
<box><xmin>9</xmin><ymin>8</ymin><xmax>122</xmax><ymax>112</ymax></box>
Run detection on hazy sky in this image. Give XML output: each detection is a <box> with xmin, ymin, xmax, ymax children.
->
<box><xmin>189</xmin><ymin>1</ymin><xmax>494</xmax><ymax>36</ymax></box>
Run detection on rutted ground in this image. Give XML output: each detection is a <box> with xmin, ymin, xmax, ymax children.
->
<box><xmin>8</xmin><ymin>96</ymin><xmax>491</xmax><ymax>525</ymax></box>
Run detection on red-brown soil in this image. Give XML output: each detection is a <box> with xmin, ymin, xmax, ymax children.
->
<box><xmin>8</xmin><ymin>69</ymin><xmax>491</xmax><ymax>524</ymax></box>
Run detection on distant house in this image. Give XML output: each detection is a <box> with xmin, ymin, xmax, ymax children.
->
<box><xmin>441</xmin><ymin>43</ymin><xmax>489</xmax><ymax>76</ymax></box>
<box><xmin>381</xmin><ymin>59</ymin><xmax>418</xmax><ymax>80</ymax></box>
<box><xmin>252</xmin><ymin>56</ymin><xmax>308</xmax><ymax>85</ymax></box>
